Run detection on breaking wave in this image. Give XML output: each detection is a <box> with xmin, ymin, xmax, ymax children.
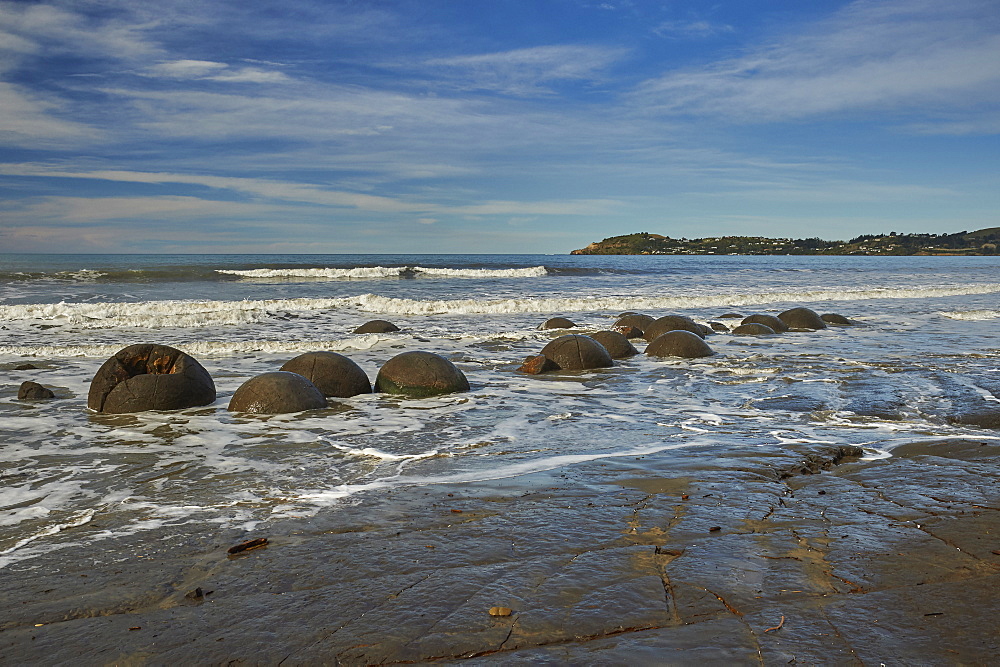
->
<box><xmin>215</xmin><ymin>265</ymin><xmax>548</xmax><ymax>280</ymax></box>
<box><xmin>939</xmin><ymin>309</ymin><xmax>1000</xmax><ymax>320</ymax></box>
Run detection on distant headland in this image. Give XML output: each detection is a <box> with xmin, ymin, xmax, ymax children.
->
<box><xmin>570</xmin><ymin>228</ymin><xmax>1000</xmax><ymax>256</ymax></box>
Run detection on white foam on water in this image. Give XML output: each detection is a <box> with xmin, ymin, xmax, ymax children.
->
<box><xmin>939</xmin><ymin>309</ymin><xmax>1000</xmax><ymax>320</ymax></box>
<box><xmin>216</xmin><ymin>265</ymin><xmax>548</xmax><ymax>280</ymax></box>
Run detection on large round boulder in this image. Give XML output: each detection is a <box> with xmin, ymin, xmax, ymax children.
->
<box><xmin>821</xmin><ymin>313</ymin><xmax>854</xmax><ymax>326</ymax></box>
<box><xmin>540</xmin><ymin>334</ymin><xmax>614</xmax><ymax>370</ymax></box>
<box><xmin>353</xmin><ymin>320</ymin><xmax>400</xmax><ymax>334</ymax></box>
<box><xmin>280</xmin><ymin>351</ymin><xmax>372</xmax><ymax>398</ymax></box>
<box><xmin>643</xmin><ymin>315</ymin><xmax>706</xmax><ymax>341</ymax></box>
<box><xmin>539</xmin><ymin>317</ymin><xmax>576</xmax><ymax>330</ymax></box>
<box><xmin>88</xmin><ymin>344</ymin><xmax>216</xmax><ymax>414</ymax></box>
<box><xmin>612</xmin><ymin>314</ymin><xmax>654</xmax><ymax>334</ymax></box>
<box><xmin>228</xmin><ymin>371</ymin><xmax>327</xmax><ymax>414</ymax></box>
<box><xmin>375</xmin><ymin>351</ymin><xmax>470</xmax><ymax>397</ymax></box>
<box><xmin>741</xmin><ymin>314</ymin><xmax>789</xmax><ymax>333</ymax></box>
<box><xmin>586</xmin><ymin>331</ymin><xmax>638</xmax><ymax>359</ymax></box>
<box><xmin>646</xmin><ymin>331</ymin><xmax>715</xmax><ymax>359</ymax></box>
<box><xmin>778</xmin><ymin>307</ymin><xmax>827</xmax><ymax>330</ymax></box>
<box><xmin>732</xmin><ymin>323</ymin><xmax>776</xmax><ymax>336</ymax></box>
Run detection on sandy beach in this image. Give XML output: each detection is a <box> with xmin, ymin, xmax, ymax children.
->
<box><xmin>3</xmin><ymin>436</ymin><xmax>998</xmax><ymax>665</ymax></box>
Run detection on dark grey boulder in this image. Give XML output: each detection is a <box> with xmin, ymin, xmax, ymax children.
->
<box><xmin>613</xmin><ymin>325</ymin><xmax>645</xmax><ymax>339</ymax></box>
<box><xmin>612</xmin><ymin>314</ymin><xmax>654</xmax><ymax>333</ymax></box>
<box><xmin>539</xmin><ymin>317</ymin><xmax>576</xmax><ymax>330</ymax></box>
<box><xmin>643</xmin><ymin>315</ymin><xmax>706</xmax><ymax>341</ymax></box>
<box><xmin>88</xmin><ymin>344</ymin><xmax>216</xmax><ymax>414</ymax></box>
<box><xmin>18</xmin><ymin>381</ymin><xmax>54</xmax><ymax>400</ymax></box>
<box><xmin>709</xmin><ymin>321</ymin><xmax>730</xmax><ymax>333</ymax></box>
<box><xmin>375</xmin><ymin>351</ymin><xmax>470</xmax><ymax>397</ymax></box>
<box><xmin>821</xmin><ymin>313</ymin><xmax>854</xmax><ymax>326</ymax></box>
<box><xmin>14</xmin><ymin>363</ymin><xmax>38</xmax><ymax>371</ymax></box>
<box><xmin>540</xmin><ymin>334</ymin><xmax>614</xmax><ymax>371</ymax></box>
<box><xmin>779</xmin><ymin>307</ymin><xmax>827</xmax><ymax>330</ymax></box>
<box><xmin>586</xmin><ymin>331</ymin><xmax>638</xmax><ymax>359</ymax></box>
<box><xmin>228</xmin><ymin>371</ymin><xmax>327</xmax><ymax>414</ymax></box>
<box><xmin>717</xmin><ymin>313</ymin><xmax>743</xmax><ymax>319</ymax></box>
<box><xmin>280</xmin><ymin>351</ymin><xmax>372</xmax><ymax>398</ymax></box>
<box><xmin>741</xmin><ymin>314</ymin><xmax>789</xmax><ymax>333</ymax></box>
<box><xmin>353</xmin><ymin>320</ymin><xmax>400</xmax><ymax>334</ymax></box>
<box><xmin>646</xmin><ymin>330</ymin><xmax>715</xmax><ymax>359</ymax></box>
<box><xmin>732</xmin><ymin>323</ymin><xmax>776</xmax><ymax>336</ymax></box>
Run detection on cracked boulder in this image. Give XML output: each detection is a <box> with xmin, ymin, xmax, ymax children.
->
<box><xmin>778</xmin><ymin>307</ymin><xmax>827</xmax><ymax>330</ymax></box>
<box><xmin>375</xmin><ymin>351</ymin><xmax>470</xmax><ymax>397</ymax></box>
<box><xmin>646</xmin><ymin>330</ymin><xmax>714</xmax><ymax>359</ymax></box>
<box><xmin>612</xmin><ymin>313</ymin><xmax>655</xmax><ymax>336</ymax></box>
<box><xmin>586</xmin><ymin>331</ymin><xmax>638</xmax><ymax>359</ymax></box>
<box><xmin>88</xmin><ymin>344</ymin><xmax>216</xmax><ymax>414</ymax></box>
<box><xmin>280</xmin><ymin>351</ymin><xmax>372</xmax><ymax>398</ymax></box>
<box><xmin>228</xmin><ymin>371</ymin><xmax>327</xmax><ymax>414</ymax></box>
<box><xmin>643</xmin><ymin>315</ymin><xmax>706</xmax><ymax>341</ymax></box>
<box><xmin>539</xmin><ymin>334</ymin><xmax>614</xmax><ymax>371</ymax></box>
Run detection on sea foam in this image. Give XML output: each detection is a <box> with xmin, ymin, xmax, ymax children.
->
<box><xmin>216</xmin><ymin>265</ymin><xmax>548</xmax><ymax>280</ymax></box>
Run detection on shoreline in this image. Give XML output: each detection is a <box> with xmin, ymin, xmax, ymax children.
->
<box><xmin>2</xmin><ymin>438</ymin><xmax>998</xmax><ymax>664</ymax></box>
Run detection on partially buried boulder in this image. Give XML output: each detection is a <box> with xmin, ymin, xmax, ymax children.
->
<box><xmin>353</xmin><ymin>320</ymin><xmax>400</xmax><ymax>334</ymax></box>
<box><xmin>778</xmin><ymin>307</ymin><xmax>827</xmax><ymax>330</ymax></box>
<box><xmin>643</xmin><ymin>315</ymin><xmax>706</xmax><ymax>341</ymax></box>
<box><xmin>586</xmin><ymin>331</ymin><xmax>638</xmax><ymax>359</ymax></box>
<box><xmin>821</xmin><ymin>313</ymin><xmax>854</xmax><ymax>326</ymax></box>
<box><xmin>18</xmin><ymin>381</ymin><xmax>54</xmax><ymax>400</ymax></box>
<box><xmin>709</xmin><ymin>321</ymin><xmax>730</xmax><ymax>333</ymax></box>
<box><xmin>540</xmin><ymin>334</ymin><xmax>614</xmax><ymax>371</ymax></box>
<box><xmin>612</xmin><ymin>313</ymin><xmax>654</xmax><ymax>334</ymax></box>
<box><xmin>375</xmin><ymin>351</ymin><xmax>470</xmax><ymax>397</ymax></box>
<box><xmin>539</xmin><ymin>317</ymin><xmax>576</xmax><ymax>330</ymax></box>
<box><xmin>88</xmin><ymin>344</ymin><xmax>216</xmax><ymax>414</ymax></box>
<box><xmin>732</xmin><ymin>323</ymin><xmax>776</xmax><ymax>336</ymax></box>
<box><xmin>280</xmin><ymin>351</ymin><xmax>372</xmax><ymax>398</ymax></box>
<box><xmin>228</xmin><ymin>371</ymin><xmax>327</xmax><ymax>414</ymax></box>
<box><xmin>741</xmin><ymin>314</ymin><xmax>789</xmax><ymax>333</ymax></box>
<box><xmin>646</xmin><ymin>330</ymin><xmax>714</xmax><ymax>359</ymax></box>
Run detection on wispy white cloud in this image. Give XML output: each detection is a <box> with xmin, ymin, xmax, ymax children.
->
<box><xmin>633</xmin><ymin>0</ymin><xmax>1000</xmax><ymax>130</ymax></box>
<box><xmin>423</xmin><ymin>45</ymin><xmax>625</xmax><ymax>96</ymax></box>
<box><xmin>652</xmin><ymin>20</ymin><xmax>734</xmax><ymax>38</ymax></box>
<box><xmin>145</xmin><ymin>59</ymin><xmax>293</xmax><ymax>84</ymax></box>
<box><xmin>0</xmin><ymin>82</ymin><xmax>98</xmax><ymax>145</ymax></box>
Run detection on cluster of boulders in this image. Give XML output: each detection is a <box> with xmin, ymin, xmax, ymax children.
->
<box><xmin>11</xmin><ymin>307</ymin><xmax>853</xmax><ymax>414</ymax></box>
<box><xmin>519</xmin><ymin>306</ymin><xmax>852</xmax><ymax>374</ymax></box>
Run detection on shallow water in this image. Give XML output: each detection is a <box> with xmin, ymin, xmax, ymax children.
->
<box><xmin>1</xmin><ymin>253</ymin><xmax>998</xmax><ymax>570</ymax></box>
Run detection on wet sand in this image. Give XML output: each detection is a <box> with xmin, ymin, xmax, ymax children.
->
<box><xmin>2</xmin><ymin>438</ymin><xmax>999</xmax><ymax>665</ymax></box>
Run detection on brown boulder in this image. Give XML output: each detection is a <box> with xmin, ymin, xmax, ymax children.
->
<box><xmin>517</xmin><ymin>355</ymin><xmax>559</xmax><ymax>375</ymax></box>
<box><xmin>586</xmin><ymin>331</ymin><xmax>638</xmax><ymax>359</ymax></box>
<box><xmin>717</xmin><ymin>313</ymin><xmax>743</xmax><ymax>319</ymax></box>
<box><xmin>709</xmin><ymin>321</ymin><xmax>730</xmax><ymax>333</ymax></box>
<box><xmin>540</xmin><ymin>334</ymin><xmax>614</xmax><ymax>371</ymax></box>
<box><xmin>280</xmin><ymin>351</ymin><xmax>372</xmax><ymax>398</ymax></box>
<box><xmin>375</xmin><ymin>351</ymin><xmax>470</xmax><ymax>397</ymax></box>
<box><xmin>778</xmin><ymin>307</ymin><xmax>827</xmax><ymax>330</ymax></box>
<box><xmin>613</xmin><ymin>325</ymin><xmax>645</xmax><ymax>339</ymax></box>
<box><xmin>612</xmin><ymin>314</ymin><xmax>654</xmax><ymax>334</ymax></box>
<box><xmin>643</xmin><ymin>315</ymin><xmax>706</xmax><ymax>341</ymax></box>
<box><xmin>741</xmin><ymin>314</ymin><xmax>789</xmax><ymax>333</ymax></box>
<box><xmin>18</xmin><ymin>381</ymin><xmax>55</xmax><ymax>400</ymax></box>
<box><xmin>821</xmin><ymin>313</ymin><xmax>854</xmax><ymax>325</ymax></box>
<box><xmin>353</xmin><ymin>320</ymin><xmax>400</xmax><ymax>334</ymax></box>
<box><xmin>88</xmin><ymin>344</ymin><xmax>216</xmax><ymax>414</ymax></box>
<box><xmin>539</xmin><ymin>317</ymin><xmax>576</xmax><ymax>330</ymax></box>
<box><xmin>646</xmin><ymin>331</ymin><xmax>715</xmax><ymax>359</ymax></box>
<box><xmin>228</xmin><ymin>371</ymin><xmax>327</xmax><ymax>414</ymax></box>
<box><xmin>732</xmin><ymin>323</ymin><xmax>776</xmax><ymax>336</ymax></box>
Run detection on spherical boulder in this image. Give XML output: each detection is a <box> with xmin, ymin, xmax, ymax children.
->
<box><xmin>778</xmin><ymin>307</ymin><xmax>827</xmax><ymax>330</ymax></box>
<box><xmin>353</xmin><ymin>320</ymin><xmax>400</xmax><ymax>334</ymax></box>
<box><xmin>375</xmin><ymin>351</ymin><xmax>470</xmax><ymax>397</ymax></box>
<box><xmin>643</xmin><ymin>315</ymin><xmax>706</xmax><ymax>341</ymax></box>
<box><xmin>88</xmin><ymin>344</ymin><xmax>216</xmax><ymax>414</ymax></box>
<box><xmin>821</xmin><ymin>313</ymin><xmax>853</xmax><ymax>326</ymax></box>
<box><xmin>18</xmin><ymin>381</ymin><xmax>54</xmax><ymax>400</ymax></box>
<box><xmin>732</xmin><ymin>323</ymin><xmax>776</xmax><ymax>336</ymax></box>
<box><xmin>539</xmin><ymin>317</ymin><xmax>576</xmax><ymax>330</ymax></box>
<box><xmin>586</xmin><ymin>331</ymin><xmax>638</xmax><ymax>359</ymax></box>
<box><xmin>540</xmin><ymin>334</ymin><xmax>614</xmax><ymax>370</ymax></box>
<box><xmin>646</xmin><ymin>330</ymin><xmax>715</xmax><ymax>359</ymax></box>
<box><xmin>741</xmin><ymin>314</ymin><xmax>789</xmax><ymax>333</ymax></box>
<box><xmin>280</xmin><ymin>351</ymin><xmax>371</xmax><ymax>398</ymax></box>
<box><xmin>612</xmin><ymin>313</ymin><xmax>655</xmax><ymax>333</ymax></box>
<box><xmin>228</xmin><ymin>371</ymin><xmax>327</xmax><ymax>414</ymax></box>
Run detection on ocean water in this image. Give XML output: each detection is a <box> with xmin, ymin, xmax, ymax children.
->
<box><xmin>1</xmin><ymin>253</ymin><xmax>999</xmax><ymax>570</ymax></box>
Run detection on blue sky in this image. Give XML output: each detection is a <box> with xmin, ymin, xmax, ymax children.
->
<box><xmin>0</xmin><ymin>0</ymin><xmax>998</xmax><ymax>253</ymax></box>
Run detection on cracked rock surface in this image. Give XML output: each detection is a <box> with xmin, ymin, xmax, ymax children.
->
<box><xmin>2</xmin><ymin>441</ymin><xmax>998</xmax><ymax>664</ymax></box>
